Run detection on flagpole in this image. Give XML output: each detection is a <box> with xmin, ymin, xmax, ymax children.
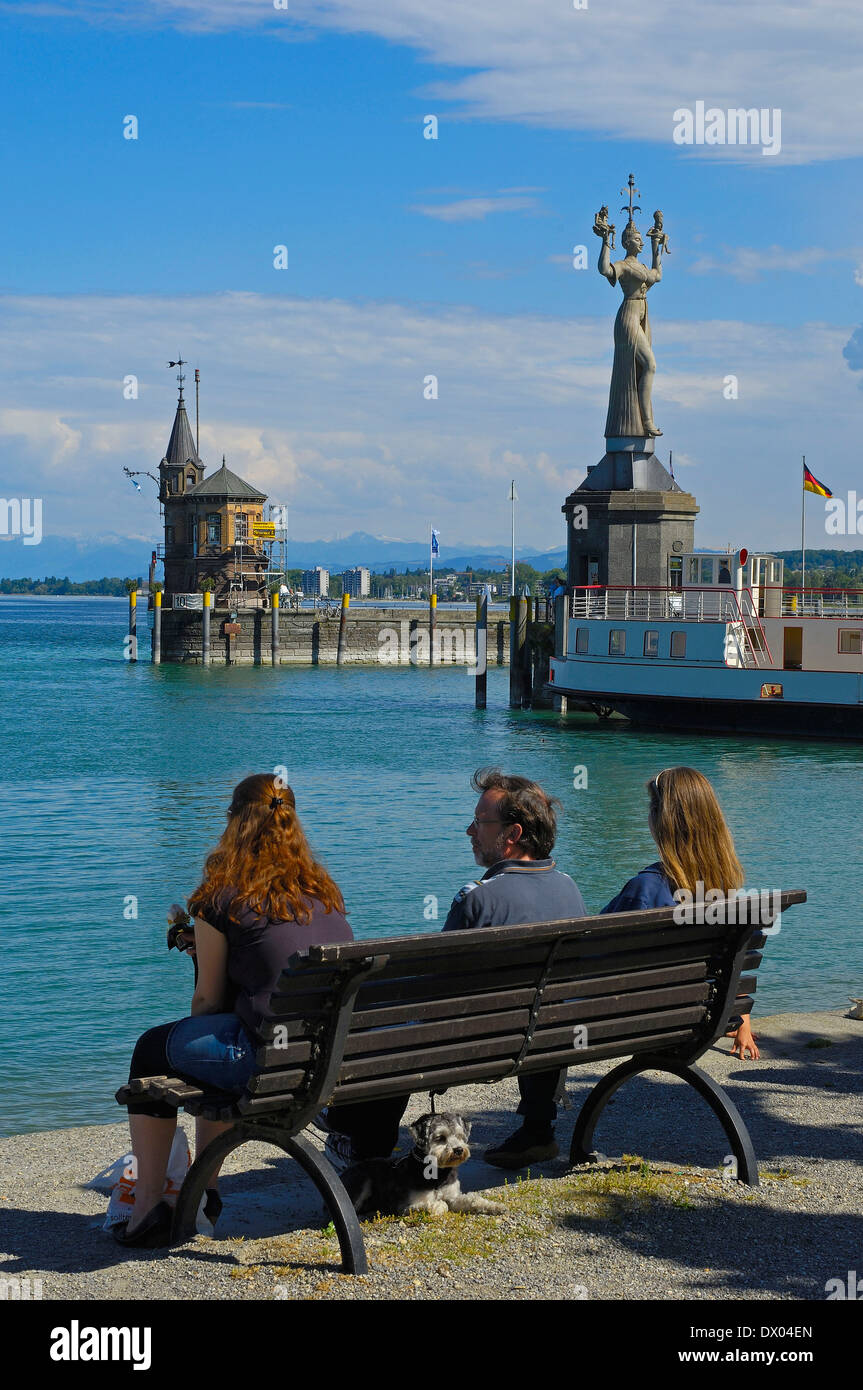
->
<box><xmin>429</xmin><ymin>526</ymin><xmax>435</xmax><ymax>667</ymax></box>
<box><xmin>510</xmin><ymin>479</ymin><xmax>516</xmax><ymax>598</ymax></box>
<box><xmin>801</xmin><ymin>455</ymin><xmax>806</xmax><ymax>599</ymax></box>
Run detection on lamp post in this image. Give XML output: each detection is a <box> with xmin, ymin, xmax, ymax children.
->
<box><xmin>509</xmin><ymin>480</ymin><xmax>518</xmax><ymax>598</ymax></box>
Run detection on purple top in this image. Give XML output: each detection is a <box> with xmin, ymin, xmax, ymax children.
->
<box><xmin>206</xmin><ymin>887</ymin><xmax>353</xmax><ymax>1040</ymax></box>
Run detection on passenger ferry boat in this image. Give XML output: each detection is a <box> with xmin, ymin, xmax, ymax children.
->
<box><xmin>549</xmin><ymin>549</ymin><xmax>863</xmax><ymax>738</ymax></box>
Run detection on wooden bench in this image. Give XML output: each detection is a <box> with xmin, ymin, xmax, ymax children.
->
<box><xmin>116</xmin><ymin>890</ymin><xmax>805</xmax><ymax>1274</ymax></box>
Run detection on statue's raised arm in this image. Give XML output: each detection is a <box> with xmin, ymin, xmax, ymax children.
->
<box><xmin>593</xmin><ymin>205</ymin><xmax>617</xmax><ymax>283</ymax></box>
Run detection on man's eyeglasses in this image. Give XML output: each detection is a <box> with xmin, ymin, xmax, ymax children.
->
<box><xmin>469</xmin><ymin>816</ymin><xmax>511</xmax><ymax>828</ymax></box>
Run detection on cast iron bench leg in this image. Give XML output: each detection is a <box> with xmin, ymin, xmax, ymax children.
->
<box><xmin>171</xmin><ymin>1126</ymin><xmax>368</xmax><ymax>1275</ymax></box>
<box><xmin>569</xmin><ymin>1056</ymin><xmax>759</xmax><ymax>1187</ymax></box>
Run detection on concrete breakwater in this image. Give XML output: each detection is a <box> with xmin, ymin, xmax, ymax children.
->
<box><xmin>158</xmin><ymin>605</ymin><xmax>510</xmax><ymax>666</ymax></box>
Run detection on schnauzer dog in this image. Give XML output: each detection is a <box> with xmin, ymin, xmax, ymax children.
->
<box><xmin>342</xmin><ymin>1112</ymin><xmax>506</xmax><ymax>1218</ymax></box>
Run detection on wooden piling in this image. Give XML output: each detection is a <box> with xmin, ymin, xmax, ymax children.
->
<box><xmin>152</xmin><ymin>589</ymin><xmax>161</xmax><ymax>665</ymax></box>
<box><xmin>475</xmin><ymin>595</ymin><xmax>487</xmax><ymax>709</ymax></box>
<box><xmin>337</xmin><ymin>592</ymin><xmax>350</xmax><ymax>665</ymax></box>
<box><xmin>128</xmin><ymin>588</ymin><xmax>137</xmax><ymax>664</ymax></box>
<box><xmin>202</xmin><ymin>590</ymin><xmax>211</xmax><ymax>666</ymax></box>
<box><xmin>509</xmin><ymin>595</ymin><xmax>529</xmax><ymax>707</ymax></box>
<box><xmin>271</xmin><ymin>590</ymin><xmax>280</xmax><ymax>667</ymax></box>
<box><xmin>429</xmin><ymin>591</ymin><xmax>437</xmax><ymax>666</ymax></box>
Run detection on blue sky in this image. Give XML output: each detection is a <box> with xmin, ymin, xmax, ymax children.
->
<box><xmin>1</xmin><ymin>0</ymin><xmax>863</xmax><ymax>561</ymax></box>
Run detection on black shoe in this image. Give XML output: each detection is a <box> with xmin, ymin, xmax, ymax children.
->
<box><xmin>203</xmin><ymin>1189</ymin><xmax>223</xmax><ymax>1228</ymax></box>
<box><xmin>113</xmin><ymin>1200</ymin><xmax>174</xmax><ymax>1249</ymax></box>
<box><xmin>484</xmin><ymin>1127</ymin><xmax>559</xmax><ymax>1170</ymax></box>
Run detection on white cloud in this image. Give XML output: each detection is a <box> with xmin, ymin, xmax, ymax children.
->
<box><xmin>0</xmin><ymin>409</ymin><xmax>82</xmax><ymax>468</ymax></box>
<box><xmin>0</xmin><ymin>290</ymin><xmax>856</xmax><ymax>553</ymax></box>
<box><xmin>409</xmin><ymin>195</ymin><xmax>540</xmax><ymax>222</ymax></box>
<box><xmin>690</xmin><ymin>246</ymin><xmax>832</xmax><ymax>283</ymax></box>
<box><xmin>12</xmin><ymin>0</ymin><xmax>863</xmax><ymax>163</ymax></box>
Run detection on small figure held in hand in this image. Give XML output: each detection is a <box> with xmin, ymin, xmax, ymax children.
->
<box><xmin>647</xmin><ymin>209</ymin><xmax>670</xmax><ymax>256</ymax></box>
<box><xmin>593</xmin><ymin>204</ymin><xmax>616</xmax><ymax>248</ymax></box>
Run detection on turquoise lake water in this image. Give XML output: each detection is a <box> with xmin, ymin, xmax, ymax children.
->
<box><xmin>1</xmin><ymin>597</ymin><xmax>861</xmax><ymax>1136</ymax></box>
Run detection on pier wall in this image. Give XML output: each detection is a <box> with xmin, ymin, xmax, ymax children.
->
<box><xmin>158</xmin><ymin>606</ymin><xmax>510</xmax><ymax>666</ymax></box>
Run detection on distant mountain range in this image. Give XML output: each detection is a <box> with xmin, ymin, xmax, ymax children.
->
<box><xmin>9</xmin><ymin>531</ymin><xmax>838</xmax><ymax>585</ymax></box>
<box><xmin>0</xmin><ymin>531</ymin><xmax>568</xmax><ymax>581</ymax></box>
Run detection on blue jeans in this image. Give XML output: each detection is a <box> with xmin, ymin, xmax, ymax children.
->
<box><xmin>166</xmin><ymin>1013</ymin><xmax>258</xmax><ymax>1093</ymax></box>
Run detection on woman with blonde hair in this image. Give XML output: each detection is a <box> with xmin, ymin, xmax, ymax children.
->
<box><xmin>602</xmin><ymin>766</ymin><xmax>758</xmax><ymax>1061</ymax></box>
<box><xmin>115</xmin><ymin>773</ymin><xmax>351</xmax><ymax>1247</ymax></box>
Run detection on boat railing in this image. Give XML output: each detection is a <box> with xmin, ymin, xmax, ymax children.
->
<box><xmin>568</xmin><ymin>585</ymin><xmax>772</xmax><ymax>666</ymax></box>
<box><xmin>774</xmin><ymin>586</ymin><xmax>863</xmax><ymax>618</ymax></box>
<box><xmin>570</xmin><ymin>585</ymin><xmax>742</xmax><ymax>623</ymax></box>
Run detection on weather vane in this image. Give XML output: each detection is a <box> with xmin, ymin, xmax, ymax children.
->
<box><xmin>167</xmin><ymin>356</ymin><xmax>187</xmax><ymax>397</ymax></box>
<box><xmin>620</xmin><ymin>173</ymin><xmax>641</xmax><ymax>221</ymax></box>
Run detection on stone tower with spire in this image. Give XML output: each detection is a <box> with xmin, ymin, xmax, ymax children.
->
<box><xmin>159</xmin><ymin>376</ymin><xmax>205</xmax><ymax>598</ymax></box>
<box><xmin>157</xmin><ymin>370</ymin><xmax>269</xmax><ymax>606</ymax></box>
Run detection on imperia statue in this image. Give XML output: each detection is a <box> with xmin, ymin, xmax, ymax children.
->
<box><xmin>593</xmin><ymin>175</ymin><xmax>669</xmax><ymax>439</ymax></box>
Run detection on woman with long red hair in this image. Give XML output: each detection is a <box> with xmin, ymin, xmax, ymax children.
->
<box><xmin>115</xmin><ymin>773</ymin><xmax>351</xmax><ymax>1247</ymax></box>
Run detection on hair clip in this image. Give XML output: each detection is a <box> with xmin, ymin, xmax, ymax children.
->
<box><xmin>270</xmin><ymin>796</ymin><xmax>283</xmax><ymax>810</ymax></box>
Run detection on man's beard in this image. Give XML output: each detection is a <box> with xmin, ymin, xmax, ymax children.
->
<box><xmin>474</xmin><ymin>832</ymin><xmax>508</xmax><ymax>867</ymax></box>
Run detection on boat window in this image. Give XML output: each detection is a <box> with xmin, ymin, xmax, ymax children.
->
<box><xmin>701</xmin><ymin>558</ymin><xmax>715</xmax><ymax>585</ymax></box>
<box><xmin>670</xmin><ymin>631</ymin><xmax>687</xmax><ymax>658</ymax></box>
<box><xmin>609</xmin><ymin>630</ymin><xmax>626</xmax><ymax>656</ymax></box>
<box><xmin>687</xmin><ymin>558</ymin><xmax>699</xmax><ymax>584</ymax></box>
<box><xmin>839</xmin><ymin>629</ymin><xmax>862</xmax><ymax>654</ymax></box>
<box><xmin>770</xmin><ymin>561</ymin><xmax>782</xmax><ymax>583</ymax></box>
<box><xmin>575</xmin><ymin>627</ymin><xmax>589</xmax><ymax>654</ymax></box>
<box><xmin>643</xmin><ymin>630</ymin><xmax>659</xmax><ymax>657</ymax></box>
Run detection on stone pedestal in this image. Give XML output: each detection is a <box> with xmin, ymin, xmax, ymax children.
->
<box><xmin>563</xmin><ymin>438</ymin><xmax>698</xmax><ymax>589</ymax></box>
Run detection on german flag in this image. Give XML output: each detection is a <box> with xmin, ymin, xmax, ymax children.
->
<box><xmin>803</xmin><ymin>464</ymin><xmax>832</xmax><ymax>497</ymax></box>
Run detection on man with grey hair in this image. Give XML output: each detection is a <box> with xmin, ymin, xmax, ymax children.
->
<box><xmin>320</xmin><ymin>768</ymin><xmax>586</xmax><ymax>1171</ymax></box>
<box><xmin>443</xmin><ymin>768</ymin><xmax>587</xmax><ymax>1167</ymax></box>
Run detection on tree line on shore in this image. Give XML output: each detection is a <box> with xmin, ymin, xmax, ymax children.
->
<box><xmin>4</xmin><ymin>549</ymin><xmax>863</xmax><ymax>597</ymax></box>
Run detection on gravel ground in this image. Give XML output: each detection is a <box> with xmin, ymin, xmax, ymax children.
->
<box><xmin>1</xmin><ymin>1010</ymin><xmax>860</xmax><ymax>1303</ymax></box>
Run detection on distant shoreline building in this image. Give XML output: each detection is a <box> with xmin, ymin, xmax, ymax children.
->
<box><xmin>342</xmin><ymin>566</ymin><xmax>370</xmax><ymax>598</ymax></box>
<box><xmin>302</xmin><ymin>566</ymin><xmax>330</xmax><ymax>597</ymax></box>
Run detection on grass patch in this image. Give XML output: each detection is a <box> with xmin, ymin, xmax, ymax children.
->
<box><xmin>231</xmin><ymin>1156</ymin><xmax>756</xmax><ymax>1284</ymax></box>
<box><xmin>804</xmin><ymin>1037</ymin><xmax>833</xmax><ymax>1049</ymax></box>
<box><xmin>760</xmin><ymin>1169</ymin><xmax>810</xmax><ymax>1187</ymax></box>
<box><xmin>345</xmin><ymin>1156</ymin><xmax>721</xmax><ymax>1268</ymax></box>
